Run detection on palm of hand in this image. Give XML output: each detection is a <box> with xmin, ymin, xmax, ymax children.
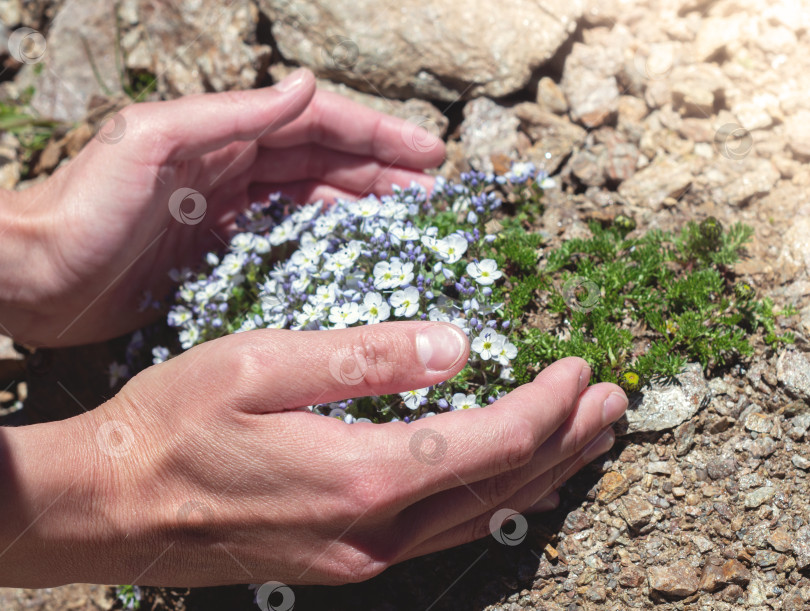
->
<box><xmin>18</xmin><ymin>72</ymin><xmax>444</xmax><ymax>346</ymax></box>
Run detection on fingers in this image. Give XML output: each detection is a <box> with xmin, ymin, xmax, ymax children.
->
<box><xmin>258</xmin><ymin>90</ymin><xmax>446</xmax><ymax>169</ymax></box>
<box><xmin>398</xmin><ymin>382</ymin><xmax>623</xmax><ymax>544</ymax></box>
<box><xmin>121</xmin><ymin>68</ymin><xmax>317</xmax><ymax>163</ymax></box>
<box><xmin>388</xmin><ymin>358</ymin><xmax>594</xmax><ymax>500</ymax></box>
<box><xmin>403</xmin><ymin>428</ymin><xmax>614</xmax><ymax>560</ymax></box>
<box><xmin>250</xmin><ymin>144</ymin><xmax>439</xmax><ymax>196</ymax></box>
<box><xmin>172</xmin><ymin>322</ymin><xmax>469</xmax><ymax>413</ymax></box>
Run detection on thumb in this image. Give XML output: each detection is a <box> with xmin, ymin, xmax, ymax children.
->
<box><xmin>114</xmin><ymin>68</ymin><xmax>317</xmax><ymax>163</ymax></box>
<box><xmin>177</xmin><ymin>322</ymin><xmax>470</xmax><ymax>413</ymax></box>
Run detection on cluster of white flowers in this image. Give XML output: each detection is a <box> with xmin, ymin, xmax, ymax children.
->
<box><xmin>133</xmin><ymin>165</ymin><xmax>546</xmax><ymax>422</ymax></box>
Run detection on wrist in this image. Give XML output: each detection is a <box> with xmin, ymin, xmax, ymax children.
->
<box><xmin>0</xmin><ymin>186</ymin><xmax>57</xmax><ymax>345</ymax></box>
<box><xmin>0</xmin><ymin>413</ymin><xmax>121</xmax><ymax>587</ymax></box>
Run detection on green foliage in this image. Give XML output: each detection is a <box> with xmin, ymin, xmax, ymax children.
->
<box><xmin>0</xmin><ymin>91</ymin><xmax>61</xmax><ymax>177</ymax></box>
<box><xmin>501</xmin><ymin>210</ymin><xmax>794</xmax><ymax>389</ymax></box>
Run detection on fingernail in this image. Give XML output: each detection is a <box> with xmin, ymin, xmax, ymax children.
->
<box><xmin>603</xmin><ymin>391</ymin><xmax>628</xmax><ymax>424</ymax></box>
<box><xmin>584</xmin><ymin>428</ymin><xmax>615</xmax><ymax>461</ymax></box>
<box><xmin>578</xmin><ymin>363</ymin><xmax>592</xmax><ymax>394</ymax></box>
<box><xmin>275</xmin><ymin>68</ymin><xmax>307</xmax><ymax>92</ymax></box>
<box><xmin>417</xmin><ymin>324</ymin><xmax>467</xmax><ymax>372</ymax></box>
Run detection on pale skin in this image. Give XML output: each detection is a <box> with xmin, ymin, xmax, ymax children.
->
<box><xmin>0</xmin><ymin>68</ymin><xmax>628</xmax><ymax>588</ymax></box>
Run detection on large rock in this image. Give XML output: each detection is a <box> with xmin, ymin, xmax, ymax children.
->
<box><xmin>121</xmin><ymin>0</ymin><xmax>272</xmax><ymax>97</ymax></box>
<box><xmin>777</xmin><ymin>350</ymin><xmax>810</xmax><ymax>402</ymax></box>
<box><xmin>21</xmin><ymin>0</ymin><xmax>124</xmax><ymax>121</ymax></box>
<box><xmin>458</xmin><ymin>98</ymin><xmax>521</xmax><ymax>172</ymax></box>
<box><xmin>261</xmin><ymin>0</ymin><xmax>582</xmax><ymax>101</ymax></box>
<box><xmin>619</xmin><ymin>363</ymin><xmax>709</xmax><ymax>434</ymax></box>
<box><xmin>648</xmin><ymin>560</ymin><xmax>700</xmax><ymax>597</ymax></box>
<box><xmin>618</xmin><ymin>156</ymin><xmax>694</xmax><ymax>210</ymax></box>
<box><xmin>561</xmin><ymin>41</ymin><xmax>621</xmax><ymax>128</ymax></box>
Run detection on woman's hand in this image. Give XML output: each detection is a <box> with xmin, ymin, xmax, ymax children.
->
<box><xmin>0</xmin><ymin>322</ymin><xmax>627</xmax><ymax>587</ymax></box>
<box><xmin>0</xmin><ymin>68</ymin><xmax>445</xmax><ymax>347</ymax></box>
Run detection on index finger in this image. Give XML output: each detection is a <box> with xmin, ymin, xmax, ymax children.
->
<box><xmin>257</xmin><ymin>90</ymin><xmax>446</xmax><ymax>169</ymax></box>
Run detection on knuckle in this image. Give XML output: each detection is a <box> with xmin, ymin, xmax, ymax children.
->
<box><xmin>351</xmin><ymin>326</ymin><xmax>399</xmax><ymax>388</ymax></box>
<box><xmin>481</xmin><ymin>472</ymin><xmax>518</xmax><ymax>508</ymax></box>
<box><xmin>498</xmin><ymin>418</ymin><xmax>537</xmax><ymax>472</ymax></box>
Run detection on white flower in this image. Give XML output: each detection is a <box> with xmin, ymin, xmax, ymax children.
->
<box><xmin>359</xmin><ymin>292</ymin><xmax>391</xmax><ymax>324</ymax></box>
<box><xmin>290</xmin><ymin>248</ymin><xmax>319</xmax><ymax>273</ymax></box>
<box><xmin>348</xmin><ymin>196</ymin><xmax>381</xmax><ymax>218</ymax></box>
<box><xmin>269</xmin><ymin>218</ymin><xmax>296</xmax><ymax>245</ymax></box>
<box><xmin>436</xmin><ymin>233</ymin><xmax>468</xmax><ymax>264</ymax></box>
<box><xmin>471</xmin><ymin>328</ymin><xmax>505</xmax><ymax>360</ymax></box>
<box><xmin>400</xmin><ymin>387</ymin><xmax>430</xmax><ymax>410</ymax></box>
<box><xmin>328</xmin><ymin>302</ymin><xmax>361</xmax><ymax>328</ymax></box>
<box><xmin>451</xmin><ymin>195</ymin><xmax>472</xmax><ymax>213</ymax></box>
<box><xmin>167</xmin><ymin>306</ymin><xmax>193</xmax><ymax>328</ymax></box>
<box><xmin>230</xmin><ymin>233</ymin><xmax>255</xmax><ymax>253</ymax></box>
<box><xmin>293</xmin><ymin>303</ymin><xmax>325</xmax><ymax>330</ymax></box>
<box><xmin>421</xmin><ymin>235</ymin><xmax>441</xmax><ymax>254</ymax></box>
<box><xmin>500</xmin><ymin>367</ymin><xmax>515</xmax><ymax>382</ymax></box>
<box><xmin>179</xmin><ymin>325</ymin><xmax>201</xmax><ymax>349</ymax></box>
<box><xmin>290</xmin><ymin>274</ymin><xmax>311</xmax><ymax>294</ymax></box>
<box><xmin>393</xmin><ymin>261</ymin><xmax>414</xmax><ymax>287</ymax></box>
<box><xmin>389</xmin><ymin>223</ymin><xmax>420</xmax><ymax>244</ymax></box>
<box><xmin>214</xmin><ymin>253</ymin><xmax>247</xmax><ymax>279</ymax></box>
<box><xmin>313</xmin><ymin>214</ymin><xmax>339</xmax><ymax>238</ymax></box>
<box><xmin>108</xmin><ymin>362</ymin><xmax>129</xmax><ymax>388</ymax></box>
<box><xmin>505</xmin><ymin>161</ymin><xmax>536</xmax><ymax>182</ymax></box>
<box><xmin>310</xmin><ymin>283</ymin><xmax>339</xmax><ymax>308</ymax></box>
<box><xmin>466</xmin><ymin>259</ymin><xmax>503</xmax><ymax>285</ymax></box>
<box><xmin>496</xmin><ymin>340</ymin><xmax>518</xmax><ymax>366</ymax></box>
<box><xmin>390</xmin><ymin>286</ymin><xmax>420</xmax><ymax>318</ymax></box>
<box><xmin>451</xmin><ymin>393</ymin><xmax>479</xmax><ymax>410</ymax></box>
<box><xmin>290</xmin><ymin>201</ymin><xmax>322</xmax><ymax>223</ymax></box>
<box><xmin>427</xmin><ymin>306</ymin><xmax>451</xmax><ymax>323</ymax></box>
<box><xmin>373</xmin><ymin>260</ymin><xmax>413</xmax><ymax>290</ymax></box>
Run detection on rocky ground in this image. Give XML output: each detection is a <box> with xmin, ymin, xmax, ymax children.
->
<box><xmin>1</xmin><ymin>0</ymin><xmax>810</xmax><ymax>609</ymax></box>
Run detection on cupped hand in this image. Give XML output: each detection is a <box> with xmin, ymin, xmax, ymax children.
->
<box><xmin>2</xmin><ymin>322</ymin><xmax>628</xmax><ymax>587</ymax></box>
<box><xmin>2</xmin><ymin>68</ymin><xmax>445</xmax><ymax>347</ymax></box>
